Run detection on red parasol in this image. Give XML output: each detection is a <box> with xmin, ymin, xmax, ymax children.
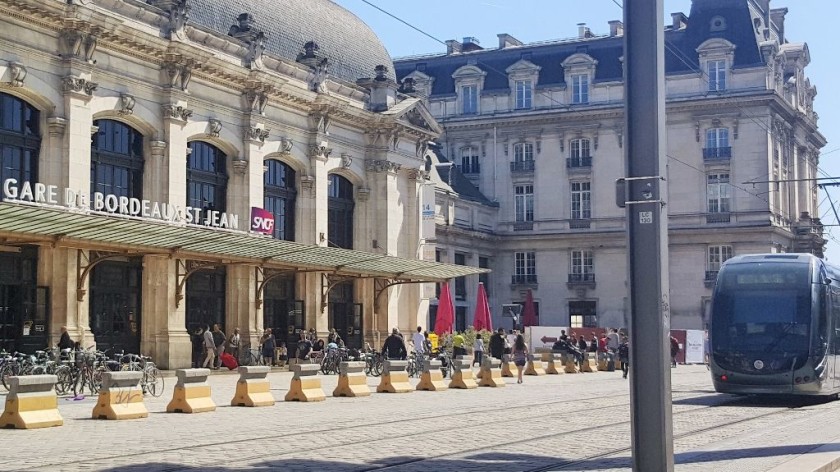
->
<box><xmin>472</xmin><ymin>282</ymin><xmax>493</xmax><ymax>331</ymax></box>
<box><xmin>434</xmin><ymin>282</ymin><xmax>455</xmax><ymax>335</ymax></box>
<box><xmin>522</xmin><ymin>288</ymin><xmax>538</xmax><ymax>327</ymax></box>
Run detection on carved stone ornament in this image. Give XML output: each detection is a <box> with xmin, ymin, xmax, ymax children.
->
<box><xmin>161</xmin><ymin>104</ymin><xmax>193</xmax><ymax>122</ymax></box>
<box><xmin>312</xmin><ymin>112</ymin><xmax>330</xmax><ymax>135</ymax></box>
<box><xmin>206</xmin><ymin>118</ymin><xmax>222</xmax><ymax>137</ymax></box>
<box><xmin>162</xmin><ymin>57</ymin><xmax>197</xmax><ymax>92</ymax></box>
<box><xmin>340</xmin><ymin>153</ymin><xmax>352</xmax><ymax>169</ymax></box>
<box><xmin>150</xmin><ymin>140</ymin><xmax>167</xmax><ymax>158</ymax></box>
<box><xmin>415</xmin><ymin>139</ymin><xmax>429</xmax><ymax>158</ymax></box>
<box><xmin>310</xmin><ymin>144</ymin><xmax>332</xmax><ymax>159</ymax></box>
<box><xmin>309</xmin><ymin>58</ymin><xmax>329</xmax><ymax>94</ymax></box>
<box><xmin>279</xmin><ymin>137</ymin><xmax>293</xmax><ymax>154</ymax></box>
<box><xmin>695</xmin><ymin>122</ymin><xmax>701</xmax><ymax>142</ymax></box>
<box><xmin>232</xmin><ymin>157</ymin><xmax>248</xmax><ymax>174</ymax></box>
<box><xmin>153</xmin><ymin>0</ymin><xmax>191</xmax><ymax>40</ymax></box>
<box><xmin>7</xmin><ymin>62</ymin><xmax>26</xmax><ymax>87</ymax></box>
<box><xmin>62</xmin><ymin>76</ymin><xmax>98</xmax><ymax>96</ymax></box>
<box><xmin>245</xmin><ymin>126</ymin><xmax>270</xmax><ymax>143</ymax></box>
<box><xmin>58</xmin><ymin>22</ymin><xmax>99</xmax><ymax>63</ymax></box>
<box><xmin>118</xmin><ymin>94</ymin><xmax>136</xmax><ymax>115</ymax></box>
<box><xmin>356</xmin><ymin>187</ymin><xmax>371</xmax><ymax>202</ymax></box>
<box><xmin>299</xmin><ymin>174</ymin><xmax>315</xmax><ymax>191</ymax></box>
<box><xmin>615</xmin><ymin>128</ymin><xmax>623</xmax><ymax>149</ymax></box>
<box><xmin>407</xmin><ymin>168</ymin><xmax>428</xmax><ymax>181</ymax></box>
<box><xmin>243</xmin><ymin>84</ymin><xmax>271</xmax><ymax>115</ymax></box>
<box><xmin>228</xmin><ymin>13</ymin><xmax>268</xmax><ymax>70</ymax></box>
<box><xmin>47</xmin><ymin>117</ymin><xmax>67</xmax><ymax>137</ymax></box>
<box><xmin>365</xmin><ymin>159</ymin><xmax>401</xmax><ymax>174</ymax></box>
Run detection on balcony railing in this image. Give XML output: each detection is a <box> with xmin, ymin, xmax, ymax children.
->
<box><xmin>566</xmin><ymin>156</ymin><xmax>593</xmax><ymax>168</ymax></box>
<box><xmin>458</xmin><ymin>164</ymin><xmax>481</xmax><ymax>175</ymax></box>
<box><xmin>569</xmin><ymin>218</ymin><xmax>591</xmax><ymax>229</ymax></box>
<box><xmin>703</xmin><ymin>147</ymin><xmax>732</xmax><ymax>160</ymax></box>
<box><xmin>510</xmin><ymin>160</ymin><xmax>535</xmax><ymax>172</ymax></box>
<box><xmin>513</xmin><ymin>221</ymin><xmax>534</xmax><ymax>231</ymax></box>
<box><xmin>706</xmin><ymin>212</ymin><xmax>731</xmax><ymax>224</ymax></box>
<box><xmin>568</xmin><ymin>273</ymin><xmax>595</xmax><ymax>283</ymax></box>
<box><xmin>704</xmin><ymin>270</ymin><xmax>719</xmax><ymax>287</ymax></box>
<box><xmin>511</xmin><ymin>274</ymin><xmax>538</xmax><ymax>285</ymax></box>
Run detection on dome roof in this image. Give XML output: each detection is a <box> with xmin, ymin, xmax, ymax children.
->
<box><xmin>187</xmin><ymin>0</ymin><xmax>396</xmax><ymax>83</ymax></box>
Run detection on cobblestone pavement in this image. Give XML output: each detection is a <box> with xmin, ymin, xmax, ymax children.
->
<box><xmin>1</xmin><ymin>365</ymin><xmax>839</xmax><ymax>471</ymax></box>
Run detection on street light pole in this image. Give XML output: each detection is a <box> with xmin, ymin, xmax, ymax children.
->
<box><xmin>624</xmin><ymin>0</ymin><xmax>674</xmax><ymax>471</ymax></box>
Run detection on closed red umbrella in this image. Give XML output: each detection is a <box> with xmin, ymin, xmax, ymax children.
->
<box><xmin>472</xmin><ymin>282</ymin><xmax>492</xmax><ymax>331</ymax></box>
<box><xmin>522</xmin><ymin>289</ymin><xmax>538</xmax><ymax>327</ymax></box>
<box><xmin>434</xmin><ymin>282</ymin><xmax>454</xmax><ymax>335</ymax></box>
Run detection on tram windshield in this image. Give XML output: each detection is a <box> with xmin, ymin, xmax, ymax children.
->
<box><xmin>712</xmin><ymin>262</ymin><xmax>811</xmax><ymax>355</ymax></box>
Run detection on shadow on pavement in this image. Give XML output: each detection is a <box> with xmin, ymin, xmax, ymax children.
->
<box><xmin>94</xmin><ymin>443</ymin><xmax>840</xmax><ymax>472</ymax></box>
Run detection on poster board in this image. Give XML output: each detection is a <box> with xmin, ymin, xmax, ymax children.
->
<box><xmin>524</xmin><ymin>326</ymin><xmax>569</xmax><ymax>350</ymax></box>
<box><xmin>684</xmin><ymin>330</ymin><xmax>705</xmax><ymax>364</ymax></box>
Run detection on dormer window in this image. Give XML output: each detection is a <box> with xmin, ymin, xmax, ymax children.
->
<box><xmin>571</xmin><ymin>74</ymin><xmax>589</xmax><ymax>104</ymax></box>
<box><xmin>696</xmin><ymin>39</ymin><xmax>735</xmax><ymax>94</ymax></box>
<box><xmin>451</xmin><ymin>64</ymin><xmax>486</xmax><ymax>116</ymax></box>
<box><xmin>708</xmin><ymin>60</ymin><xmax>726</xmax><ymax>92</ymax></box>
<box><xmin>461</xmin><ymin>85</ymin><xmax>478</xmax><ymax>114</ymax></box>
<box><xmin>515</xmin><ymin>80</ymin><xmax>533</xmax><ymax>109</ymax></box>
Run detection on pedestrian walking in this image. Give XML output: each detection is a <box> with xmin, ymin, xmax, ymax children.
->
<box><xmin>512</xmin><ymin>334</ymin><xmax>529</xmax><ymax>384</ymax></box>
<box><xmin>228</xmin><ymin>327</ymin><xmax>241</xmax><ymax>360</ymax></box>
<box><xmin>261</xmin><ymin>328</ymin><xmax>276</xmax><ymax>366</ymax></box>
<box><xmin>577</xmin><ymin>334</ymin><xmax>588</xmax><ymax>354</ymax></box>
<box><xmin>670</xmin><ymin>335</ymin><xmax>680</xmax><ymax>368</ymax></box>
<box><xmin>191</xmin><ymin>326</ymin><xmax>204</xmax><ymax>368</ymax></box>
<box><xmin>589</xmin><ymin>332</ymin><xmax>599</xmax><ymax>353</ymax></box>
<box><xmin>382</xmin><ymin>328</ymin><xmax>407</xmax><ymax>360</ymax></box>
<box><xmin>411</xmin><ymin>326</ymin><xmax>426</xmax><ymax>356</ymax></box>
<box><xmin>473</xmin><ymin>335</ymin><xmax>485</xmax><ymax>367</ymax></box>
<box><xmin>489</xmin><ymin>327</ymin><xmax>506</xmax><ymax>359</ymax></box>
<box><xmin>452</xmin><ymin>331</ymin><xmax>466</xmax><ymax>358</ymax></box>
<box><xmin>202</xmin><ymin>325</ymin><xmax>216</xmax><ymax>369</ymax></box>
<box><xmin>618</xmin><ymin>336</ymin><xmax>630</xmax><ymax>379</ymax></box>
<box><xmin>212</xmin><ymin>324</ymin><xmax>226</xmax><ymax>368</ymax></box>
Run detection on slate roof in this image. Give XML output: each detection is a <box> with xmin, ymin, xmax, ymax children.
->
<box><xmin>395</xmin><ymin>0</ymin><xmax>767</xmax><ymax>96</ymax></box>
<box><xmin>186</xmin><ymin>0</ymin><xmax>396</xmax><ymax>83</ymax></box>
<box><xmin>428</xmin><ymin>143</ymin><xmax>497</xmax><ymax>207</ymax></box>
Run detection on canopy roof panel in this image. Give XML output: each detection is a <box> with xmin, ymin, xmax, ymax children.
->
<box><xmin>0</xmin><ymin>202</ymin><xmax>487</xmax><ymax>281</ymax></box>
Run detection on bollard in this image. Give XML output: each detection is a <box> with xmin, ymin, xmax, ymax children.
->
<box><xmin>167</xmin><ymin>368</ymin><xmax>216</xmax><ymax>413</ymax></box>
<box><xmin>0</xmin><ymin>375</ymin><xmax>63</xmax><ymax>429</ymax></box>
<box><xmin>285</xmin><ymin>364</ymin><xmax>325</xmax><ymax>402</ymax></box>
<box><xmin>500</xmin><ymin>354</ymin><xmax>516</xmax><ymax>378</ymax></box>
<box><xmin>478</xmin><ymin>356</ymin><xmax>505</xmax><ymax>387</ymax></box>
<box><xmin>333</xmin><ymin>361</ymin><xmax>371</xmax><ymax>398</ymax></box>
<box><xmin>377</xmin><ymin>360</ymin><xmax>413</xmax><ymax>393</ymax></box>
<box><xmin>545</xmin><ymin>354</ymin><xmax>563</xmax><ymax>375</ymax></box>
<box><xmin>231</xmin><ymin>366</ymin><xmax>275</xmax><ymax>407</ymax></box>
<box><xmin>93</xmin><ymin>371</ymin><xmax>148</xmax><ymax>420</ymax></box>
<box><xmin>416</xmin><ymin>359</ymin><xmax>448</xmax><ymax>391</ymax></box>
<box><xmin>524</xmin><ymin>354</ymin><xmax>546</xmax><ymax>376</ymax></box>
<box><xmin>580</xmin><ymin>353</ymin><xmax>594</xmax><ymax>373</ymax></box>
<box><xmin>564</xmin><ymin>354</ymin><xmax>579</xmax><ymax>374</ymax></box>
<box><xmin>448</xmin><ymin>359</ymin><xmax>478</xmax><ymax>389</ymax></box>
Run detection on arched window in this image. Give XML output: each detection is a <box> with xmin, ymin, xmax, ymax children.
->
<box><xmin>0</xmin><ymin>92</ymin><xmax>39</xmax><ymax>186</ymax></box>
<box><xmin>91</xmin><ymin>120</ymin><xmax>143</xmax><ymax>199</ymax></box>
<box><xmin>264</xmin><ymin>160</ymin><xmax>296</xmax><ymax>241</ymax></box>
<box><xmin>328</xmin><ymin>174</ymin><xmax>354</xmax><ymax>249</ymax></box>
<box><xmin>187</xmin><ymin>141</ymin><xmax>228</xmax><ymax>215</ymax></box>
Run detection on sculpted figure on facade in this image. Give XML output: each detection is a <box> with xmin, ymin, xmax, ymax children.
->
<box><xmin>229</xmin><ymin>13</ymin><xmax>268</xmax><ymax>69</ymax></box>
<box><xmin>62</xmin><ymin>76</ymin><xmax>98</xmax><ymax>96</ymax></box>
<box><xmin>243</xmin><ymin>84</ymin><xmax>271</xmax><ymax>115</ymax></box>
<box><xmin>207</xmin><ymin>118</ymin><xmax>222</xmax><ymax>137</ymax></box>
<box><xmin>245</xmin><ymin>126</ymin><xmax>270</xmax><ymax>143</ymax></box>
<box><xmin>118</xmin><ymin>94</ymin><xmax>136</xmax><ymax>115</ymax></box>
<box><xmin>279</xmin><ymin>137</ymin><xmax>293</xmax><ymax>154</ymax></box>
<box><xmin>7</xmin><ymin>62</ymin><xmax>26</xmax><ymax>87</ymax></box>
<box><xmin>154</xmin><ymin>0</ymin><xmax>191</xmax><ymax>40</ymax></box>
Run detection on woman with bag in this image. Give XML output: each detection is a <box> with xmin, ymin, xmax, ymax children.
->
<box><xmin>512</xmin><ymin>334</ymin><xmax>529</xmax><ymax>384</ymax></box>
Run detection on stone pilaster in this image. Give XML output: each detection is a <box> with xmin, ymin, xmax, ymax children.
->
<box><xmin>39</xmin><ymin>247</ymin><xmax>92</xmax><ymax>348</ymax></box>
<box><xmin>141</xmin><ymin>255</ymin><xmax>190</xmax><ymax>369</ymax></box>
<box><xmin>161</xmin><ymin>101</ymin><xmax>191</xmax><ymax>208</ymax></box>
<box><xmin>225</xmin><ymin>265</ymin><xmax>260</xmax><ymax>350</ymax></box>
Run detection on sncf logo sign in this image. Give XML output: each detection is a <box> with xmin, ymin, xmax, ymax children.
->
<box><xmin>250</xmin><ymin>207</ymin><xmax>275</xmax><ymax>235</ymax></box>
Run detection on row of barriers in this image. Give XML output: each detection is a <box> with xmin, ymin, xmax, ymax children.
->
<box><xmin>0</xmin><ymin>354</ymin><xmax>621</xmax><ymax>429</ymax></box>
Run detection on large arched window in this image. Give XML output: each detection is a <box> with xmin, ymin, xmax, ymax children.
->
<box><xmin>264</xmin><ymin>160</ymin><xmax>296</xmax><ymax>241</ymax></box>
<box><xmin>328</xmin><ymin>174</ymin><xmax>354</xmax><ymax>249</ymax></box>
<box><xmin>0</xmin><ymin>92</ymin><xmax>39</xmax><ymax>186</ymax></box>
<box><xmin>187</xmin><ymin>141</ymin><xmax>227</xmax><ymax>215</ymax></box>
<box><xmin>91</xmin><ymin>119</ymin><xmax>144</xmax><ymax>199</ymax></box>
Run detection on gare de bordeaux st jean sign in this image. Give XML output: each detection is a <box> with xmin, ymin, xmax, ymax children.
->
<box><xmin>1</xmin><ymin>178</ymin><xmax>276</xmax><ymax>235</ymax></box>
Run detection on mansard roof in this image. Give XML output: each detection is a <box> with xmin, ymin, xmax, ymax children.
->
<box><xmin>428</xmin><ymin>144</ymin><xmax>497</xmax><ymax>207</ymax></box>
<box><xmin>394</xmin><ymin>0</ymin><xmax>767</xmax><ymax>96</ymax></box>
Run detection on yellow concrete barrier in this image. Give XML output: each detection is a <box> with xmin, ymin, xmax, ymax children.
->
<box><xmin>449</xmin><ymin>360</ymin><xmax>478</xmax><ymax>389</ymax></box>
<box><xmin>524</xmin><ymin>355</ymin><xmax>546</xmax><ymax>376</ymax></box>
<box><xmin>501</xmin><ymin>355</ymin><xmax>516</xmax><ymax>377</ymax></box>
<box><xmin>580</xmin><ymin>354</ymin><xmax>594</xmax><ymax>373</ymax></box>
<box><xmin>564</xmin><ymin>355</ymin><xmax>579</xmax><ymax>374</ymax></box>
<box><xmin>377</xmin><ymin>360</ymin><xmax>413</xmax><ymax>393</ymax></box>
<box><xmin>285</xmin><ymin>364</ymin><xmax>325</xmax><ymax>402</ymax></box>
<box><xmin>545</xmin><ymin>354</ymin><xmax>563</xmax><ymax>375</ymax></box>
<box><xmin>231</xmin><ymin>366</ymin><xmax>275</xmax><ymax>407</ymax></box>
<box><xmin>167</xmin><ymin>368</ymin><xmax>216</xmax><ymax>413</ymax></box>
<box><xmin>93</xmin><ymin>371</ymin><xmax>148</xmax><ymax>420</ymax></box>
<box><xmin>479</xmin><ymin>357</ymin><xmax>505</xmax><ymax>388</ymax></box>
<box><xmin>597</xmin><ymin>353</ymin><xmax>609</xmax><ymax>371</ymax></box>
<box><xmin>333</xmin><ymin>361</ymin><xmax>371</xmax><ymax>398</ymax></box>
<box><xmin>0</xmin><ymin>375</ymin><xmax>63</xmax><ymax>429</ymax></box>
<box><xmin>416</xmin><ymin>359</ymin><xmax>448</xmax><ymax>391</ymax></box>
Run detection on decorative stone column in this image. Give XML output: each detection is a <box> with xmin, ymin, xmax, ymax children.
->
<box><xmin>141</xmin><ymin>255</ymin><xmax>190</xmax><ymax>369</ymax></box>
<box><xmin>305</xmin><ymin>143</ymin><xmax>331</xmax><ymax>335</ymax></box>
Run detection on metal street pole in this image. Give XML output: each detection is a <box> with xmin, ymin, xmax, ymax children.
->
<box><xmin>624</xmin><ymin>0</ymin><xmax>674</xmax><ymax>471</ymax></box>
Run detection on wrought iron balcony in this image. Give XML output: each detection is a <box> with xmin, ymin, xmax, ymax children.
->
<box><xmin>510</xmin><ymin>160</ymin><xmax>535</xmax><ymax>172</ymax></box>
<box><xmin>566</xmin><ymin>156</ymin><xmax>593</xmax><ymax>168</ymax></box>
<box><xmin>513</xmin><ymin>221</ymin><xmax>534</xmax><ymax>231</ymax></box>
<box><xmin>706</xmin><ymin>212</ymin><xmax>731</xmax><ymax>224</ymax></box>
<box><xmin>569</xmin><ymin>218</ymin><xmax>591</xmax><ymax>229</ymax></box>
<box><xmin>703</xmin><ymin>147</ymin><xmax>732</xmax><ymax>160</ymax></box>
<box><xmin>567</xmin><ymin>273</ymin><xmax>596</xmax><ymax>289</ymax></box>
<box><xmin>511</xmin><ymin>274</ymin><xmax>538</xmax><ymax>285</ymax></box>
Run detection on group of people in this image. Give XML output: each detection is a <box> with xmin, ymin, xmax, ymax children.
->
<box><xmin>191</xmin><ymin>324</ymin><xmax>287</xmax><ymax>369</ymax></box>
<box><xmin>551</xmin><ymin>328</ymin><xmax>631</xmax><ymax>379</ymax></box>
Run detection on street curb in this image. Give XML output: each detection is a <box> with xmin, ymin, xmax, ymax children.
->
<box><xmin>764</xmin><ymin>440</ymin><xmax>840</xmax><ymax>472</ymax></box>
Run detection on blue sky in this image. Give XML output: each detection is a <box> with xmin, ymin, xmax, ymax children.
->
<box><xmin>335</xmin><ymin>0</ymin><xmax>838</xmax><ymax>260</ymax></box>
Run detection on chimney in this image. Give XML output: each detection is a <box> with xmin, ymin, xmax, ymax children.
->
<box><xmin>445</xmin><ymin>40</ymin><xmax>462</xmax><ymax>55</ymax></box>
<box><xmin>497</xmin><ymin>33</ymin><xmax>523</xmax><ymax>50</ymax></box>
<box><xmin>461</xmin><ymin>36</ymin><xmax>483</xmax><ymax>52</ymax></box>
<box><xmin>770</xmin><ymin>8</ymin><xmax>788</xmax><ymax>43</ymax></box>
<box><xmin>577</xmin><ymin>23</ymin><xmax>592</xmax><ymax>39</ymax></box>
<box><xmin>356</xmin><ymin>65</ymin><xmax>398</xmax><ymax>112</ymax></box>
<box><xmin>608</xmin><ymin>20</ymin><xmax>624</xmax><ymax>37</ymax></box>
<box><xmin>670</xmin><ymin>12</ymin><xmax>688</xmax><ymax>30</ymax></box>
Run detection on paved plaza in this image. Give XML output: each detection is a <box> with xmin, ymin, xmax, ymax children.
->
<box><xmin>2</xmin><ymin>365</ymin><xmax>840</xmax><ymax>471</ymax></box>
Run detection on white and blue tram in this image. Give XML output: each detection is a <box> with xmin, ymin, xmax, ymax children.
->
<box><xmin>710</xmin><ymin>253</ymin><xmax>840</xmax><ymax>397</ymax></box>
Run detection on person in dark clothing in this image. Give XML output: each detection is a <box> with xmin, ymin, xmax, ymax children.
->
<box><xmin>618</xmin><ymin>336</ymin><xmax>630</xmax><ymax>378</ymax></box>
<box><xmin>670</xmin><ymin>335</ymin><xmax>680</xmax><ymax>367</ymax></box>
<box><xmin>58</xmin><ymin>326</ymin><xmax>74</xmax><ymax>351</ymax></box>
<box><xmin>297</xmin><ymin>333</ymin><xmax>313</xmax><ymax>361</ymax></box>
<box><xmin>212</xmin><ymin>324</ymin><xmax>226</xmax><ymax>368</ymax></box>
<box><xmin>191</xmin><ymin>327</ymin><xmax>204</xmax><ymax>368</ymax></box>
<box><xmin>382</xmin><ymin>328</ymin><xmax>407</xmax><ymax>360</ymax></box>
<box><xmin>589</xmin><ymin>333</ymin><xmax>599</xmax><ymax>353</ymax></box>
<box><xmin>577</xmin><ymin>335</ymin><xmax>588</xmax><ymax>354</ymax></box>
<box><xmin>489</xmin><ymin>327</ymin><xmax>506</xmax><ymax>359</ymax></box>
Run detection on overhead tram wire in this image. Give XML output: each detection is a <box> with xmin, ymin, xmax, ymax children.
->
<box><xmin>359</xmin><ymin>0</ymin><xmax>770</xmax><ymax>204</ymax></box>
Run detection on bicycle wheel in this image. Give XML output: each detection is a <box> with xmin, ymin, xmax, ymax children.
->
<box><xmin>0</xmin><ymin>364</ymin><xmax>16</xmax><ymax>390</ymax></box>
<box><xmin>145</xmin><ymin>366</ymin><xmax>164</xmax><ymax>397</ymax></box>
<box><xmin>54</xmin><ymin>366</ymin><xmax>73</xmax><ymax>395</ymax></box>
<box><xmin>371</xmin><ymin>357</ymin><xmax>383</xmax><ymax>377</ymax></box>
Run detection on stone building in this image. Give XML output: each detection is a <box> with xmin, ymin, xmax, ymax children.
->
<box><xmin>0</xmin><ymin>0</ymin><xmax>482</xmax><ymax>368</ymax></box>
<box><xmin>395</xmin><ymin>0</ymin><xmax>826</xmax><ymax>330</ymax></box>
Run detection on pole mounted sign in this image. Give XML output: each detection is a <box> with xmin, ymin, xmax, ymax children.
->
<box><xmin>250</xmin><ymin>207</ymin><xmax>275</xmax><ymax>235</ymax></box>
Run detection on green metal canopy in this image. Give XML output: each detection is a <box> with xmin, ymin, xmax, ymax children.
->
<box><xmin>0</xmin><ymin>202</ymin><xmax>487</xmax><ymax>281</ymax></box>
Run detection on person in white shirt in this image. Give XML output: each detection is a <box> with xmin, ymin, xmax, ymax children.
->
<box><xmin>411</xmin><ymin>326</ymin><xmax>426</xmax><ymax>357</ymax></box>
<box><xmin>473</xmin><ymin>336</ymin><xmax>485</xmax><ymax>367</ymax></box>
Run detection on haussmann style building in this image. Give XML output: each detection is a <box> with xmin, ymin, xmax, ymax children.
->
<box><xmin>396</xmin><ymin>0</ymin><xmax>826</xmax><ymax>331</ymax></box>
<box><xmin>0</xmin><ymin>0</ymin><xmax>485</xmax><ymax>368</ymax></box>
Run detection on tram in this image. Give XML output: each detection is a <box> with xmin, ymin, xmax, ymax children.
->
<box><xmin>709</xmin><ymin>253</ymin><xmax>840</xmax><ymax>397</ymax></box>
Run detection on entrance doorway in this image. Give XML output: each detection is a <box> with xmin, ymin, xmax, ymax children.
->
<box><xmin>569</xmin><ymin>301</ymin><xmax>597</xmax><ymax>328</ymax></box>
<box><xmin>90</xmin><ymin>260</ymin><xmax>142</xmax><ymax>354</ymax></box>
<box><xmin>185</xmin><ymin>267</ymin><xmax>226</xmax><ymax>335</ymax></box>
<box><xmin>0</xmin><ymin>247</ymin><xmax>44</xmax><ymax>353</ymax></box>
<box><xmin>329</xmin><ymin>282</ymin><xmax>362</xmax><ymax>349</ymax></box>
<box><xmin>263</xmin><ymin>276</ymin><xmax>304</xmax><ymax>357</ymax></box>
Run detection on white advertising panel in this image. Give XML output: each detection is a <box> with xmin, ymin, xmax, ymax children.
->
<box><xmin>525</xmin><ymin>326</ymin><xmax>570</xmax><ymax>350</ymax></box>
<box><xmin>684</xmin><ymin>330</ymin><xmax>705</xmax><ymax>364</ymax></box>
